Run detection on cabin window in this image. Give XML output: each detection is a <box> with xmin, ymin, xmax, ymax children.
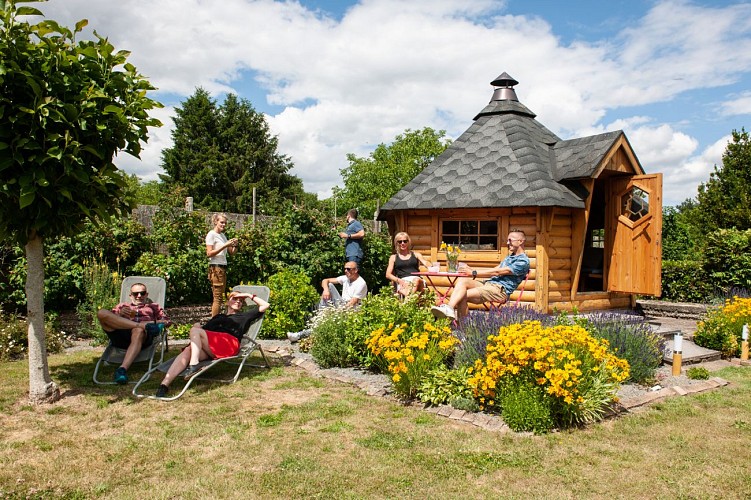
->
<box><xmin>440</xmin><ymin>219</ymin><xmax>498</xmax><ymax>250</ymax></box>
<box><xmin>591</xmin><ymin>228</ymin><xmax>605</xmax><ymax>249</ymax></box>
<box><xmin>622</xmin><ymin>187</ymin><xmax>650</xmax><ymax>222</ymax></box>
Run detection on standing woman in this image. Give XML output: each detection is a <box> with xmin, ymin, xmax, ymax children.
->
<box><xmin>385</xmin><ymin>232</ymin><xmax>432</xmax><ymax>298</ymax></box>
<box><xmin>206</xmin><ymin>213</ymin><xmax>238</xmax><ymax>316</ymax></box>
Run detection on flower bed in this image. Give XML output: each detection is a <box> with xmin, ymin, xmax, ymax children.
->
<box><xmin>305</xmin><ymin>293</ymin><xmax>659</xmax><ymax>433</ymax></box>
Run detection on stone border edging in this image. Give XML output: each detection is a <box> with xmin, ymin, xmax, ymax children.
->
<box><xmin>262</xmin><ymin>343</ymin><xmax>735</xmax><ymax>434</ymax></box>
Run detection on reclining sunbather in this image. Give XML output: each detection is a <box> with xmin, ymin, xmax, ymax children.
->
<box><xmin>155</xmin><ymin>290</ymin><xmax>269</xmax><ymax>398</ymax></box>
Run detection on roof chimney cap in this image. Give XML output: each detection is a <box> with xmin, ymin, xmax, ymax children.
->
<box><xmin>490</xmin><ymin>72</ymin><xmax>518</xmax><ymax>102</ymax></box>
<box><xmin>491</xmin><ymin>72</ymin><xmax>519</xmax><ymax>88</ymax></box>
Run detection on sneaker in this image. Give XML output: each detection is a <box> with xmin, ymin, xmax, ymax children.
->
<box><xmin>114</xmin><ymin>367</ymin><xmax>128</xmax><ymax>385</ymax></box>
<box><xmin>183</xmin><ymin>364</ymin><xmax>202</xmax><ymax>379</ymax></box>
<box><xmin>155</xmin><ymin>384</ymin><xmax>169</xmax><ymax>398</ymax></box>
<box><xmin>431</xmin><ymin>304</ymin><xmax>455</xmax><ymax>320</ymax></box>
<box><xmin>287</xmin><ymin>329</ymin><xmax>312</xmax><ymax>343</ymax></box>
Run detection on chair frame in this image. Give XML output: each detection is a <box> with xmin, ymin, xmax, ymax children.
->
<box><xmin>133</xmin><ymin>285</ymin><xmax>271</xmax><ymax>401</ymax></box>
<box><xmin>92</xmin><ymin>276</ymin><xmax>169</xmax><ymax>385</ymax></box>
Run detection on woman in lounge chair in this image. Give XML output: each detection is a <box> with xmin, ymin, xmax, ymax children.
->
<box><xmin>385</xmin><ymin>232</ymin><xmax>432</xmax><ymax>298</ymax></box>
<box><xmin>155</xmin><ymin>291</ymin><xmax>269</xmax><ymax>397</ymax></box>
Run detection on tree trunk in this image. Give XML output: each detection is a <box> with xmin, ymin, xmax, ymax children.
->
<box><xmin>25</xmin><ymin>233</ymin><xmax>60</xmax><ymax>403</ymax></box>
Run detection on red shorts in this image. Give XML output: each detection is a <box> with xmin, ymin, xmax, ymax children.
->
<box><xmin>206</xmin><ymin>330</ymin><xmax>240</xmax><ymax>358</ymax></box>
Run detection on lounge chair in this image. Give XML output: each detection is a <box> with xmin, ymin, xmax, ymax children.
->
<box><xmin>133</xmin><ymin>285</ymin><xmax>271</xmax><ymax>400</ymax></box>
<box><xmin>92</xmin><ymin>276</ymin><xmax>169</xmax><ymax>385</ymax></box>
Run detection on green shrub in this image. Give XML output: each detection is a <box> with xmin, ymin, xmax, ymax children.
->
<box><xmin>169</xmin><ymin>323</ymin><xmax>192</xmax><ymax>340</ymax></box>
<box><xmin>499</xmin><ymin>378</ymin><xmax>555</xmax><ymax>434</ymax></box>
<box><xmin>261</xmin><ymin>270</ymin><xmax>319</xmax><ymax>339</ymax></box>
<box><xmin>448</xmin><ymin>395</ymin><xmax>480</xmax><ymax>412</ymax></box>
<box><xmin>0</xmin><ymin>310</ymin><xmax>68</xmax><ymax>361</ymax></box>
<box><xmin>309</xmin><ymin>305</ymin><xmax>359</xmax><ymax>368</ymax></box>
<box><xmin>703</xmin><ymin>229</ymin><xmax>751</xmax><ymax>292</ymax></box>
<box><xmin>75</xmin><ymin>258</ymin><xmax>121</xmax><ymax>343</ymax></box>
<box><xmin>687</xmin><ymin>366</ymin><xmax>710</xmax><ymax>380</ymax></box>
<box><xmin>417</xmin><ymin>366</ymin><xmax>474</xmax><ymax>406</ymax></box>
<box><xmin>661</xmin><ymin>260</ymin><xmax>714</xmax><ymax>303</ymax></box>
<box><xmin>694</xmin><ymin>296</ymin><xmax>751</xmax><ymax>357</ymax></box>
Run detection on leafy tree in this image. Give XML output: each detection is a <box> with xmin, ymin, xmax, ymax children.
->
<box><xmin>0</xmin><ymin>1</ymin><xmax>161</xmax><ymax>402</ymax></box>
<box><xmin>696</xmin><ymin>128</ymin><xmax>751</xmax><ymax>232</ymax></box>
<box><xmin>336</xmin><ymin>127</ymin><xmax>451</xmax><ymax>219</ymax></box>
<box><xmin>162</xmin><ymin>89</ymin><xmax>305</xmax><ymax>213</ymax></box>
<box><xmin>123</xmin><ymin>174</ymin><xmax>165</xmax><ymax>206</ymax></box>
<box><xmin>662</xmin><ymin>201</ymin><xmax>702</xmax><ymax>261</ymax></box>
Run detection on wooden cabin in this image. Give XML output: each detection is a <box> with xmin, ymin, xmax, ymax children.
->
<box><xmin>377</xmin><ymin>73</ymin><xmax>662</xmax><ymax>313</ymax></box>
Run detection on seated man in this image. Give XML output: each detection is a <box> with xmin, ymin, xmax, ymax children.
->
<box><xmin>155</xmin><ymin>291</ymin><xmax>270</xmax><ymax>398</ymax></box>
<box><xmin>287</xmin><ymin>261</ymin><xmax>368</xmax><ymax>342</ymax></box>
<box><xmin>431</xmin><ymin>229</ymin><xmax>530</xmax><ymax>320</ymax></box>
<box><xmin>97</xmin><ymin>282</ymin><xmax>170</xmax><ymax>384</ymax></box>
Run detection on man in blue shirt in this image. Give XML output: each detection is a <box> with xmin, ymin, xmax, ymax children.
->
<box><xmin>338</xmin><ymin>208</ymin><xmax>365</xmax><ymax>265</ymax></box>
<box><xmin>432</xmin><ymin>229</ymin><xmax>530</xmax><ymax>320</ymax></box>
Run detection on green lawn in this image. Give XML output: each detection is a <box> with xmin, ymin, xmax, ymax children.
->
<box><xmin>1</xmin><ymin>348</ymin><xmax>750</xmax><ymax>499</ymax></box>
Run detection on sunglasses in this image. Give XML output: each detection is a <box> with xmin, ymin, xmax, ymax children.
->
<box><xmin>396</xmin><ymin>239</ymin><xmax>408</xmax><ymax>244</ymax></box>
<box><xmin>131</xmin><ymin>291</ymin><xmax>147</xmax><ymax>297</ymax></box>
<box><xmin>344</xmin><ymin>267</ymin><xmax>357</xmax><ymax>272</ymax></box>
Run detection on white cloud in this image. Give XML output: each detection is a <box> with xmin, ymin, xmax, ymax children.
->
<box><xmin>659</xmin><ymin>135</ymin><xmax>729</xmax><ymax>206</ymax></box>
<box><xmin>38</xmin><ymin>0</ymin><xmax>751</xmax><ymax>204</ymax></box>
<box><xmin>720</xmin><ymin>91</ymin><xmax>751</xmax><ymax>117</ymax></box>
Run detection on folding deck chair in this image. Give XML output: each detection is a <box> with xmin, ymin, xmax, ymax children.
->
<box><xmin>133</xmin><ymin>285</ymin><xmax>271</xmax><ymax>400</ymax></box>
<box><xmin>93</xmin><ymin>276</ymin><xmax>169</xmax><ymax>385</ymax></box>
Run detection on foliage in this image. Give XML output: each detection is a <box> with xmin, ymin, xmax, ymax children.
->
<box><xmin>687</xmin><ymin>367</ymin><xmax>710</xmax><ymax>380</ymax></box>
<box><xmin>662</xmin><ymin>204</ymin><xmax>701</xmax><ymax>261</ymax></box>
<box><xmin>0</xmin><ymin>0</ymin><xmax>161</xmax><ymax>400</ymax></box>
<box><xmin>696</xmin><ymin>128</ymin><xmax>751</xmax><ymax>233</ymax></box>
<box><xmin>262</xmin><ymin>270</ymin><xmax>319</xmax><ymax>340</ymax></box>
<box><xmin>694</xmin><ymin>296</ymin><xmax>751</xmax><ymax>357</ymax></box>
<box><xmin>309</xmin><ymin>290</ymin><xmax>440</xmax><ymax>370</ymax></box>
<box><xmin>169</xmin><ymin>323</ymin><xmax>192</xmax><ymax>341</ymax></box>
<box><xmin>161</xmin><ymin>88</ymin><xmax>304</xmax><ymax>214</ymax></box>
<box><xmin>417</xmin><ymin>366</ymin><xmax>474</xmax><ymax>407</ymax></box>
<box><xmin>336</xmin><ymin>127</ymin><xmax>451</xmax><ymax>219</ymax></box>
<box><xmin>227</xmin><ymin>204</ymin><xmax>345</xmax><ymax>301</ymax></box>
<box><xmin>498</xmin><ymin>378</ymin><xmax>555</xmax><ymax>434</ymax></box>
<box><xmin>350</xmin><ymin>290</ymin><xmax>440</xmax><ymax>368</ymax></box>
<box><xmin>367</xmin><ymin>321</ymin><xmax>458</xmax><ymax>399</ymax></box>
<box><xmin>0</xmin><ymin>1</ymin><xmax>161</xmax><ymax>245</ymax></box>
<box><xmin>468</xmin><ymin>321</ymin><xmax>630</xmax><ymax>427</ymax></box>
<box><xmin>576</xmin><ymin>312</ymin><xmax>665</xmax><ymax>384</ymax></box>
<box><xmin>359</xmin><ymin>230</ymin><xmax>393</xmax><ymax>293</ymax></box>
<box><xmin>1</xmin><ymin>217</ymin><xmax>147</xmax><ymax>312</ymax></box>
<box><xmin>308</xmin><ymin>304</ymin><xmax>360</xmax><ymax>369</ymax></box>
<box><xmin>702</xmin><ymin>228</ymin><xmax>751</xmax><ymax>292</ymax></box>
<box><xmin>0</xmin><ymin>310</ymin><xmax>67</xmax><ymax>361</ymax></box>
<box><xmin>75</xmin><ymin>259</ymin><xmax>121</xmax><ymax>343</ymax></box>
<box><xmin>453</xmin><ymin>307</ymin><xmax>556</xmax><ymax>369</ymax></box>
<box><xmin>660</xmin><ymin>260</ymin><xmax>714</xmax><ymax>303</ymax></box>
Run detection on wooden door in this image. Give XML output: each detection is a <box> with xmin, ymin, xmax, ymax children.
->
<box><xmin>606</xmin><ymin>174</ymin><xmax>662</xmax><ymax>296</ymax></box>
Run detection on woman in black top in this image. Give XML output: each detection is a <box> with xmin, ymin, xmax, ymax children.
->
<box><xmin>385</xmin><ymin>232</ymin><xmax>433</xmax><ymax>298</ymax></box>
<box><xmin>156</xmin><ymin>291</ymin><xmax>269</xmax><ymax>397</ymax></box>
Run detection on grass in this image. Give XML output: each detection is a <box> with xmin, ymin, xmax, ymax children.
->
<box><xmin>1</xmin><ymin>349</ymin><xmax>751</xmax><ymax>498</ymax></box>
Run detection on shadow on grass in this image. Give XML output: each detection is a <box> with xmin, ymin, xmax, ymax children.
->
<box><xmin>48</xmin><ymin>347</ymin><xmax>285</xmax><ymax>403</ymax></box>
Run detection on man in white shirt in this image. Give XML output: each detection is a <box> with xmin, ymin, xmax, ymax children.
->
<box><xmin>287</xmin><ymin>262</ymin><xmax>368</xmax><ymax>342</ymax></box>
<box><xmin>320</xmin><ymin>261</ymin><xmax>368</xmax><ymax>308</ymax></box>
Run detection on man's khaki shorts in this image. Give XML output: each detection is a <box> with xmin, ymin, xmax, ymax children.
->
<box><xmin>477</xmin><ymin>282</ymin><xmax>508</xmax><ymax>304</ymax></box>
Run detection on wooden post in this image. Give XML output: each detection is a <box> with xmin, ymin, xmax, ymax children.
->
<box><xmin>252</xmin><ymin>187</ymin><xmax>256</xmax><ymax>225</ymax></box>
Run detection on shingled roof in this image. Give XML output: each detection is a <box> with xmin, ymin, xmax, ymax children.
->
<box><xmin>379</xmin><ymin>73</ymin><xmax>631</xmax><ymax>217</ymax></box>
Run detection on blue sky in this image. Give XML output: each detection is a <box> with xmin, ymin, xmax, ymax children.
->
<box><xmin>40</xmin><ymin>0</ymin><xmax>751</xmax><ymax>206</ymax></box>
